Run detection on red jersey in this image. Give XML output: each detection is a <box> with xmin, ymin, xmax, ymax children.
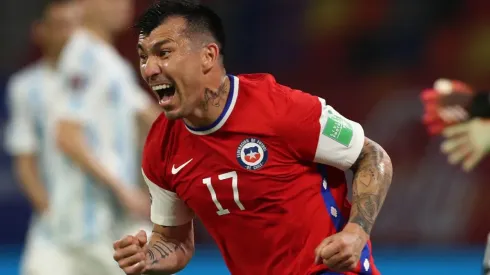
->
<box><xmin>142</xmin><ymin>74</ymin><xmax>380</xmax><ymax>275</ymax></box>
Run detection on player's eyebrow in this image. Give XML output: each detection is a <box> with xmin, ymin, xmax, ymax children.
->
<box><xmin>137</xmin><ymin>39</ymin><xmax>174</xmax><ymax>53</ymax></box>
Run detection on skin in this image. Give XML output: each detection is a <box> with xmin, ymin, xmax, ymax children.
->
<box><xmin>115</xmin><ymin>15</ymin><xmax>394</xmax><ymax>275</ymax></box>
<box><xmin>137</xmin><ymin>16</ymin><xmax>229</xmax><ymax>127</ymax></box>
<box><xmin>114</xmin><ymin>16</ymin><xmax>229</xmax><ymax>275</ymax></box>
<box><xmin>315</xmin><ymin>138</ymin><xmax>393</xmax><ymax>272</ymax></box>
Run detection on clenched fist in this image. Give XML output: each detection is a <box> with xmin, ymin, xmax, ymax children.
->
<box><xmin>314</xmin><ymin>224</ymin><xmax>368</xmax><ymax>273</ymax></box>
<box><xmin>113</xmin><ymin>230</ymin><xmax>148</xmax><ymax>275</ymax></box>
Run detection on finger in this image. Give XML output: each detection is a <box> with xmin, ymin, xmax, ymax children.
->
<box><xmin>322</xmin><ymin>251</ymin><xmax>350</xmax><ymax>270</ymax></box>
<box><xmin>441</xmin><ymin>136</ymin><xmax>469</xmax><ymax>154</ymax></box>
<box><xmin>320</xmin><ymin>241</ymin><xmax>342</xmax><ymax>260</ymax></box>
<box><xmin>314</xmin><ymin>237</ymin><xmax>334</xmax><ymax>264</ymax></box>
<box><xmin>136</xmin><ymin>230</ymin><xmax>148</xmax><ymax>246</ymax></box>
<box><xmin>113</xmin><ymin>244</ymin><xmax>141</xmax><ymax>261</ymax></box>
<box><xmin>334</xmin><ymin>256</ymin><xmax>358</xmax><ymax>272</ymax></box>
<box><xmin>443</xmin><ymin>122</ymin><xmax>470</xmax><ymax>138</ymax></box>
<box><xmin>447</xmin><ymin>144</ymin><xmax>473</xmax><ymax>165</ymax></box>
<box><xmin>118</xmin><ymin>235</ymin><xmax>135</xmax><ymax>248</ymax></box>
<box><xmin>123</xmin><ymin>261</ymin><xmax>146</xmax><ymax>275</ymax></box>
<box><xmin>462</xmin><ymin>152</ymin><xmax>485</xmax><ymax>172</ymax></box>
<box><xmin>118</xmin><ymin>251</ymin><xmax>146</xmax><ymax>269</ymax></box>
<box><xmin>452</xmin><ymin>106</ymin><xmax>469</xmax><ymax>121</ymax></box>
<box><xmin>113</xmin><ymin>240</ymin><xmax>121</xmax><ymax>250</ymax></box>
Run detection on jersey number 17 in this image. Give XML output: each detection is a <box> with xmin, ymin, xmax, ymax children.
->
<box><xmin>202</xmin><ymin>171</ymin><xmax>245</xmax><ymax>216</ymax></box>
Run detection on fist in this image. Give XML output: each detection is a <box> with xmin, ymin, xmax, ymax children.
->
<box><xmin>420</xmin><ymin>78</ymin><xmax>474</xmax><ymax>135</ymax></box>
<box><xmin>314</xmin><ymin>227</ymin><xmax>368</xmax><ymax>272</ymax></box>
<box><xmin>113</xmin><ymin>230</ymin><xmax>148</xmax><ymax>275</ymax></box>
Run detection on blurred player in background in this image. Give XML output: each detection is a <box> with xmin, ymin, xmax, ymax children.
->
<box><xmin>4</xmin><ymin>1</ymin><xmax>83</xmax><ymax>274</ymax></box>
<box><xmin>4</xmin><ymin>0</ymin><xmax>160</xmax><ymax>274</ymax></box>
<box><xmin>112</xmin><ymin>1</ymin><xmax>393</xmax><ymax>275</ymax></box>
<box><xmin>51</xmin><ymin>0</ymin><xmax>161</xmax><ymax>273</ymax></box>
<box><xmin>420</xmin><ymin>79</ymin><xmax>490</xmax><ymax>171</ymax></box>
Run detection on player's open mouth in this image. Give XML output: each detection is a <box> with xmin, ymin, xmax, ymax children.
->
<box><xmin>152</xmin><ymin>84</ymin><xmax>176</xmax><ymax>105</ymax></box>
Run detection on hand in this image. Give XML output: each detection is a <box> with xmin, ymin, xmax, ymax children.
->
<box><xmin>441</xmin><ymin>118</ymin><xmax>490</xmax><ymax>171</ymax></box>
<box><xmin>114</xmin><ymin>186</ymin><xmax>151</xmax><ymax>218</ymax></box>
<box><xmin>420</xmin><ymin>78</ymin><xmax>474</xmax><ymax>135</ymax></box>
<box><xmin>113</xmin><ymin>230</ymin><xmax>148</xmax><ymax>275</ymax></box>
<box><xmin>314</xmin><ymin>223</ymin><xmax>368</xmax><ymax>272</ymax></box>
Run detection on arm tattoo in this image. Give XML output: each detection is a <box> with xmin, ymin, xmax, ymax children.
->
<box><xmin>146</xmin><ymin>231</ymin><xmax>185</xmax><ymax>266</ymax></box>
<box><xmin>348</xmin><ymin>138</ymin><xmax>393</xmax><ymax>235</ymax></box>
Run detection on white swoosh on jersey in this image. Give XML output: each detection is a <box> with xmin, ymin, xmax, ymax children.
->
<box><xmin>171</xmin><ymin>159</ymin><xmax>193</xmax><ymax>175</ymax></box>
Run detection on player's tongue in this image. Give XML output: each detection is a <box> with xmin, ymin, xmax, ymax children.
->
<box><xmin>152</xmin><ymin>84</ymin><xmax>176</xmax><ymax>106</ymax></box>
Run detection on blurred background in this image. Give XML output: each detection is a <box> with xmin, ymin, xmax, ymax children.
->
<box><xmin>1</xmin><ymin>0</ymin><xmax>490</xmax><ymax>274</ymax></box>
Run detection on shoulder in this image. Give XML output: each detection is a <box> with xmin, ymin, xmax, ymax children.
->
<box><xmin>237</xmin><ymin>73</ymin><xmax>320</xmax><ymax>109</ymax></box>
<box><xmin>7</xmin><ymin>61</ymin><xmax>46</xmax><ymax>100</ymax></box>
<box><xmin>142</xmin><ymin>113</ymin><xmax>177</xmax><ymax>185</ymax></box>
<box><xmin>58</xmin><ymin>30</ymin><xmax>98</xmax><ymax>73</ymax></box>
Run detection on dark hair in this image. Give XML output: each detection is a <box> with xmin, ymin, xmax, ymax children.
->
<box><xmin>134</xmin><ymin>0</ymin><xmax>226</xmax><ymax>56</ymax></box>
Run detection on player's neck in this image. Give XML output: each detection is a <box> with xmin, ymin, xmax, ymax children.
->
<box><xmin>42</xmin><ymin>49</ymin><xmax>61</xmax><ymax>69</ymax></box>
<box><xmin>184</xmin><ymin>74</ymin><xmax>230</xmax><ymax>129</ymax></box>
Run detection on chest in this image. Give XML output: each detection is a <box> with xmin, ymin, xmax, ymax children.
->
<box><xmin>162</xmin><ymin>133</ymin><xmax>307</xmax><ymax>221</ymax></box>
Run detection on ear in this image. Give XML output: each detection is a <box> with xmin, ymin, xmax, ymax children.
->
<box><xmin>201</xmin><ymin>42</ymin><xmax>220</xmax><ymax>72</ymax></box>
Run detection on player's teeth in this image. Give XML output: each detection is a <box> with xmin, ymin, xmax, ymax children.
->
<box><xmin>152</xmin><ymin>84</ymin><xmax>172</xmax><ymax>91</ymax></box>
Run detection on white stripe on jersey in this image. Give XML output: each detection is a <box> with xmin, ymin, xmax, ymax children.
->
<box><xmin>4</xmin><ymin>29</ymin><xmax>151</xmax><ymax>245</ymax></box>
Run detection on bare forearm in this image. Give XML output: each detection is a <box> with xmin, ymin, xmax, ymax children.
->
<box><xmin>348</xmin><ymin>138</ymin><xmax>393</xmax><ymax>235</ymax></box>
<box><xmin>143</xmin><ymin>231</ymin><xmax>193</xmax><ymax>274</ymax></box>
<box><xmin>15</xmin><ymin>155</ymin><xmax>48</xmax><ymax>213</ymax></box>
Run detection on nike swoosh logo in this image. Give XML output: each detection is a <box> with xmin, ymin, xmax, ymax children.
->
<box><xmin>171</xmin><ymin>159</ymin><xmax>193</xmax><ymax>175</ymax></box>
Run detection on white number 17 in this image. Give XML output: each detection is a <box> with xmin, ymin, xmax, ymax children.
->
<box><xmin>202</xmin><ymin>171</ymin><xmax>245</xmax><ymax>216</ymax></box>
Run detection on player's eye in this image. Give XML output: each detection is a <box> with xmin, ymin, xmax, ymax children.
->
<box><xmin>158</xmin><ymin>50</ymin><xmax>170</xmax><ymax>58</ymax></box>
<box><xmin>138</xmin><ymin>53</ymin><xmax>148</xmax><ymax>62</ymax></box>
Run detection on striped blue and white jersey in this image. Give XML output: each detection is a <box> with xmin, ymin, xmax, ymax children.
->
<box><xmin>5</xmin><ymin>28</ymin><xmax>152</xmax><ymax>246</ymax></box>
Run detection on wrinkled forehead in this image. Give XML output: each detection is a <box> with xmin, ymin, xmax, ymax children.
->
<box><xmin>138</xmin><ymin>16</ymin><xmax>190</xmax><ymax>50</ymax></box>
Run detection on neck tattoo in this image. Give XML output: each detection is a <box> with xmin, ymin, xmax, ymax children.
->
<box><xmin>202</xmin><ymin>76</ymin><xmax>227</xmax><ymax>111</ymax></box>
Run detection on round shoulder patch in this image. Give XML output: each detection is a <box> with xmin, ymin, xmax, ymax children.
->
<box><xmin>236</xmin><ymin>138</ymin><xmax>268</xmax><ymax>170</ymax></box>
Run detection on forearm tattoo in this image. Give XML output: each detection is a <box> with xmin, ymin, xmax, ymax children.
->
<box><xmin>146</xmin><ymin>231</ymin><xmax>185</xmax><ymax>266</ymax></box>
<box><xmin>349</xmin><ymin>138</ymin><xmax>393</xmax><ymax>234</ymax></box>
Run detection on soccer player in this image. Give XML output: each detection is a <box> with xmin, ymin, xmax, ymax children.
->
<box><xmin>4</xmin><ymin>0</ymin><xmax>159</xmax><ymax>274</ymax></box>
<box><xmin>112</xmin><ymin>1</ymin><xmax>393</xmax><ymax>275</ymax></box>
<box><xmin>4</xmin><ymin>1</ymin><xmax>82</xmax><ymax>274</ymax></box>
<box><xmin>56</xmin><ymin>0</ymin><xmax>160</xmax><ymax>225</ymax></box>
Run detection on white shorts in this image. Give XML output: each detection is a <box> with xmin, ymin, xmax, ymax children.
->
<box><xmin>20</xmin><ymin>237</ymin><xmax>124</xmax><ymax>275</ymax></box>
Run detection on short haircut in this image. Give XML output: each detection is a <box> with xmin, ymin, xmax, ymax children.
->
<box><xmin>134</xmin><ymin>0</ymin><xmax>226</xmax><ymax>56</ymax></box>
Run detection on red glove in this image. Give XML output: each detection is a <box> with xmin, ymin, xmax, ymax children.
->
<box><xmin>420</xmin><ymin>79</ymin><xmax>474</xmax><ymax>135</ymax></box>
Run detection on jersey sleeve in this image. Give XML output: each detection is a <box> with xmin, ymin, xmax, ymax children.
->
<box><xmin>276</xmin><ymin>89</ymin><xmax>365</xmax><ymax>171</ymax></box>
<box><xmin>3</xmin><ymin>78</ymin><xmax>38</xmax><ymax>155</ymax></box>
<box><xmin>57</xmin><ymin>36</ymin><xmax>97</xmax><ymax>122</ymax></box>
<box><xmin>141</xmin><ymin>118</ymin><xmax>194</xmax><ymax>226</ymax></box>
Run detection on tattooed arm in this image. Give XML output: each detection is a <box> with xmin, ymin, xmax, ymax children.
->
<box><xmin>347</xmin><ymin>137</ymin><xmax>393</xmax><ymax>235</ymax></box>
<box><xmin>143</xmin><ymin>222</ymin><xmax>194</xmax><ymax>275</ymax></box>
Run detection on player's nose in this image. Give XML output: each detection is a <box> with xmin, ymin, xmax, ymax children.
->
<box><xmin>142</xmin><ymin>56</ymin><xmax>162</xmax><ymax>81</ymax></box>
